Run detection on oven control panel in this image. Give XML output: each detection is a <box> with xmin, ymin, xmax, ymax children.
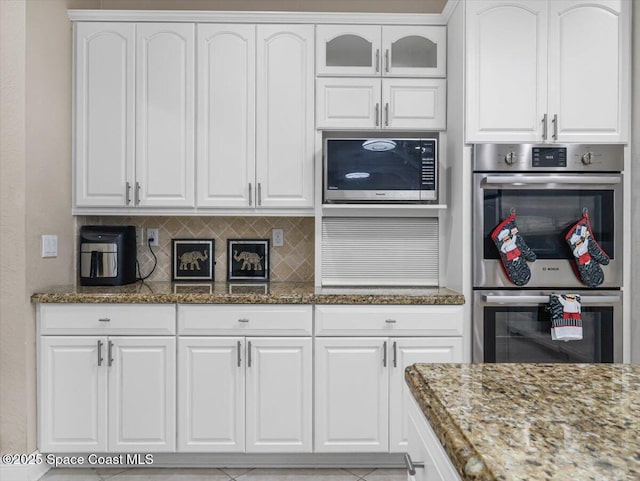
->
<box><xmin>532</xmin><ymin>147</ymin><xmax>566</xmax><ymax>168</ymax></box>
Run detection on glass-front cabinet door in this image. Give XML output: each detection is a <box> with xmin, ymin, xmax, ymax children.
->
<box><xmin>316</xmin><ymin>25</ymin><xmax>381</xmax><ymax>76</ymax></box>
<box><xmin>382</xmin><ymin>26</ymin><xmax>446</xmax><ymax>77</ymax></box>
<box><xmin>317</xmin><ymin>25</ymin><xmax>447</xmax><ymax>78</ymax></box>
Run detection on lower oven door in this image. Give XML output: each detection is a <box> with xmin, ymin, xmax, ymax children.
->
<box><xmin>473</xmin><ymin>173</ymin><xmax>623</xmax><ymax>288</ymax></box>
<box><xmin>473</xmin><ymin>290</ymin><xmax>622</xmax><ymax>363</ymax></box>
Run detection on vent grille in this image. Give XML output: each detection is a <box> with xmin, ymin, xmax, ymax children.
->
<box><xmin>321</xmin><ymin>217</ymin><xmax>439</xmax><ymax>286</ymax></box>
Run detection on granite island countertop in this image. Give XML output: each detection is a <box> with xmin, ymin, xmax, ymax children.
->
<box><xmin>405</xmin><ymin>363</ymin><xmax>640</xmax><ymax>481</ymax></box>
<box><xmin>31</xmin><ymin>281</ymin><xmax>464</xmax><ymax>305</ymax></box>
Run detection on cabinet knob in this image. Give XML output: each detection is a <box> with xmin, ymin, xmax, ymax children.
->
<box><xmin>238</xmin><ymin>318</ymin><xmax>250</xmax><ymax>323</ymax></box>
<box><xmin>98</xmin><ymin>318</ymin><xmax>111</xmax><ymax>322</ymax></box>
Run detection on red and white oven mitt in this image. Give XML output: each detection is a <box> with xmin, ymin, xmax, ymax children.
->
<box><xmin>565</xmin><ymin>212</ymin><xmax>609</xmax><ymax>287</ymax></box>
<box><xmin>490</xmin><ymin>212</ymin><xmax>537</xmax><ymax>286</ymax></box>
<box><xmin>549</xmin><ymin>294</ymin><xmax>583</xmax><ymax>341</ymax></box>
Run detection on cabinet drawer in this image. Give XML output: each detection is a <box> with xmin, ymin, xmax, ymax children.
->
<box><xmin>38</xmin><ymin>304</ymin><xmax>176</xmax><ymax>335</ymax></box>
<box><xmin>315</xmin><ymin>305</ymin><xmax>463</xmax><ymax>336</ymax></box>
<box><xmin>178</xmin><ymin>304</ymin><xmax>313</xmax><ymax>335</ymax></box>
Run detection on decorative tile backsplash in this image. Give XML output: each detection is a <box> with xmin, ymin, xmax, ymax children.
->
<box><xmin>78</xmin><ymin>216</ymin><xmax>315</xmax><ymax>282</ymax></box>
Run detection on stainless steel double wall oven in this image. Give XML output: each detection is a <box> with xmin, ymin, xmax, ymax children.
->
<box><xmin>473</xmin><ymin>144</ymin><xmax>623</xmax><ymax>363</ymax></box>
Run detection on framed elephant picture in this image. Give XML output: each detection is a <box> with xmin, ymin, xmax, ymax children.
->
<box><xmin>227</xmin><ymin>239</ymin><xmax>270</xmax><ymax>281</ymax></box>
<box><xmin>171</xmin><ymin>239</ymin><xmax>215</xmax><ymax>281</ymax></box>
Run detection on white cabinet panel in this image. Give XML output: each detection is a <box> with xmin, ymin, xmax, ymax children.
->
<box><xmin>136</xmin><ymin>23</ymin><xmax>195</xmax><ymax>207</ymax></box>
<box><xmin>316</xmin><ymin>77</ymin><xmax>381</xmax><ymax>129</ymax></box>
<box><xmin>383</xmin><ymin>78</ymin><xmax>446</xmax><ymax>130</ymax></box>
<box><xmin>74</xmin><ymin>22</ymin><xmax>134</xmax><ymax>207</ymax></box>
<box><xmin>256</xmin><ymin>25</ymin><xmax>314</xmax><ymax>209</ymax></box>
<box><xmin>389</xmin><ymin>338</ymin><xmax>463</xmax><ymax>452</ymax></box>
<box><xmin>108</xmin><ymin>337</ymin><xmax>176</xmax><ymax>452</ymax></box>
<box><xmin>246</xmin><ymin>337</ymin><xmax>312</xmax><ymax>452</ymax></box>
<box><xmin>316</xmin><ymin>25</ymin><xmax>382</xmax><ymax>77</ymax></box>
<box><xmin>466</xmin><ymin>0</ymin><xmax>548</xmax><ymax>142</ymax></box>
<box><xmin>548</xmin><ymin>0</ymin><xmax>626</xmax><ymax>142</ymax></box>
<box><xmin>39</xmin><ymin>337</ymin><xmax>108</xmax><ymax>452</ymax></box>
<box><xmin>315</xmin><ymin>338</ymin><xmax>389</xmax><ymax>453</ymax></box>
<box><xmin>197</xmin><ymin>24</ymin><xmax>256</xmax><ymax>208</ymax></box>
<box><xmin>178</xmin><ymin>337</ymin><xmax>244</xmax><ymax>452</ymax></box>
<box><xmin>382</xmin><ymin>26</ymin><xmax>446</xmax><ymax>77</ymax></box>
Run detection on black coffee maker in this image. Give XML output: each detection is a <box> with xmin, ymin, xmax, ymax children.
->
<box><xmin>79</xmin><ymin>226</ymin><xmax>137</xmax><ymax>286</ymax></box>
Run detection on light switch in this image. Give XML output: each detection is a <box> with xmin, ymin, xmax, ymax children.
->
<box><xmin>41</xmin><ymin>235</ymin><xmax>58</xmax><ymax>258</ymax></box>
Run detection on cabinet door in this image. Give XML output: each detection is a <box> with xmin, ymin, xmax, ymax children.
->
<box><xmin>315</xmin><ymin>338</ymin><xmax>389</xmax><ymax>453</ymax></box>
<box><xmin>382</xmin><ymin>79</ymin><xmax>446</xmax><ymax>130</ymax></box>
<box><xmin>547</xmin><ymin>0</ymin><xmax>627</xmax><ymax>142</ymax></box>
<box><xmin>108</xmin><ymin>337</ymin><xmax>176</xmax><ymax>452</ymax></box>
<box><xmin>197</xmin><ymin>24</ymin><xmax>256</xmax><ymax>208</ymax></box>
<box><xmin>316</xmin><ymin>77</ymin><xmax>381</xmax><ymax>130</ymax></box>
<box><xmin>389</xmin><ymin>338</ymin><xmax>463</xmax><ymax>453</ymax></box>
<box><xmin>39</xmin><ymin>337</ymin><xmax>108</xmax><ymax>452</ymax></box>
<box><xmin>466</xmin><ymin>1</ymin><xmax>548</xmax><ymax>142</ymax></box>
<box><xmin>178</xmin><ymin>337</ymin><xmax>244</xmax><ymax>452</ymax></box>
<box><xmin>256</xmin><ymin>25</ymin><xmax>314</xmax><ymax>209</ymax></box>
<box><xmin>136</xmin><ymin>23</ymin><xmax>195</xmax><ymax>207</ymax></box>
<box><xmin>75</xmin><ymin>22</ymin><xmax>134</xmax><ymax>208</ymax></box>
<box><xmin>316</xmin><ymin>25</ymin><xmax>382</xmax><ymax>76</ymax></box>
<box><xmin>382</xmin><ymin>26</ymin><xmax>446</xmax><ymax>77</ymax></box>
<box><xmin>246</xmin><ymin>337</ymin><xmax>312</xmax><ymax>453</ymax></box>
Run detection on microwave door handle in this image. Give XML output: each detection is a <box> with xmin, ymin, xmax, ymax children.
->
<box><xmin>482</xmin><ymin>175</ymin><xmax>621</xmax><ymax>186</ymax></box>
<box><xmin>484</xmin><ymin>295</ymin><xmax>621</xmax><ymax>304</ymax></box>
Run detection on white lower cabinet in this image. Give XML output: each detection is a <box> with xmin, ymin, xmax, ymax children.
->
<box><xmin>406</xmin><ymin>385</ymin><xmax>461</xmax><ymax>481</ymax></box>
<box><xmin>39</xmin><ymin>335</ymin><xmax>175</xmax><ymax>453</ymax></box>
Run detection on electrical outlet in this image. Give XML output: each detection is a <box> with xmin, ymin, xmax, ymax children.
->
<box><xmin>272</xmin><ymin>228</ymin><xmax>284</xmax><ymax>247</ymax></box>
<box><xmin>41</xmin><ymin>235</ymin><xmax>58</xmax><ymax>257</ymax></box>
<box><xmin>147</xmin><ymin>228</ymin><xmax>159</xmax><ymax>247</ymax></box>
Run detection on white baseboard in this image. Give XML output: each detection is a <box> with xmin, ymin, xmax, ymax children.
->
<box><xmin>0</xmin><ymin>452</ymin><xmax>50</xmax><ymax>481</ymax></box>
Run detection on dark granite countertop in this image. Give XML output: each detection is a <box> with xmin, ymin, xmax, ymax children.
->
<box><xmin>31</xmin><ymin>282</ymin><xmax>465</xmax><ymax>305</ymax></box>
<box><xmin>405</xmin><ymin>363</ymin><xmax>640</xmax><ymax>481</ymax></box>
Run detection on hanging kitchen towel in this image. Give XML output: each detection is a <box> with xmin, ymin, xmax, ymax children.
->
<box><xmin>565</xmin><ymin>211</ymin><xmax>609</xmax><ymax>287</ymax></box>
<box><xmin>490</xmin><ymin>211</ymin><xmax>537</xmax><ymax>286</ymax></box>
<box><xmin>549</xmin><ymin>294</ymin><xmax>583</xmax><ymax>341</ymax></box>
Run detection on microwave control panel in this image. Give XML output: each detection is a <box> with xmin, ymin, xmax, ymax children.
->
<box><xmin>421</xmin><ymin>140</ymin><xmax>437</xmax><ymax>192</ymax></box>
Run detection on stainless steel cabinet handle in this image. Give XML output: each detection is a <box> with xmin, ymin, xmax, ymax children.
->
<box><xmin>135</xmin><ymin>182</ymin><xmax>141</xmax><ymax>205</ymax></box>
<box><xmin>484</xmin><ymin>295</ymin><xmax>621</xmax><ymax>304</ymax></box>
<box><xmin>375</xmin><ymin>49</ymin><xmax>380</xmax><ymax>72</ymax></box>
<box><xmin>238</xmin><ymin>318</ymin><xmax>250</xmax><ymax>323</ymax></box>
<box><xmin>482</xmin><ymin>175</ymin><xmax>621</xmax><ymax>186</ymax></box>
<box><xmin>552</xmin><ymin>113</ymin><xmax>558</xmax><ymax>140</ymax></box>
<box><xmin>375</xmin><ymin>103</ymin><xmax>380</xmax><ymax>126</ymax></box>
<box><xmin>125</xmin><ymin>182</ymin><xmax>131</xmax><ymax>205</ymax></box>
<box><xmin>383</xmin><ymin>341</ymin><xmax>387</xmax><ymax>367</ymax></box>
<box><xmin>247</xmin><ymin>341</ymin><xmax>252</xmax><ymax>367</ymax></box>
<box><xmin>404</xmin><ymin>453</ymin><xmax>425</xmax><ymax>476</ymax></box>
<box><xmin>107</xmin><ymin>340</ymin><xmax>114</xmax><ymax>367</ymax></box>
<box><xmin>98</xmin><ymin>318</ymin><xmax>111</xmax><ymax>322</ymax></box>
<box><xmin>237</xmin><ymin>341</ymin><xmax>242</xmax><ymax>367</ymax></box>
<box><xmin>248</xmin><ymin>183</ymin><xmax>252</xmax><ymax>206</ymax></box>
<box><xmin>385</xmin><ymin>319</ymin><xmax>396</xmax><ymax>324</ymax></box>
<box><xmin>393</xmin><ymin>341</ymin><xmax>397</xmax><ymax>368</ymax></box>
<box><xmin>385</xmin><ymin>49</ymin><xmax>390</xmax><ymax>72</ymax></box>
<box><xmin>385</xmin><ymin>103</ymin><xmax>389</xmax><ymax>126</ymax></box>
<box><xmin>542</xmin><ymin>114</ymin><xmax>548</xmax><ymax>141</ymax></box>
<box><xmin>257</xmin><ymin>183</ymin><xmax>262</xmax><ymax>206</ymax></box>
<box><xmin>97</xmin><ymin>340</ymin><xmax>104</xmax><ymax>367</ymax></box>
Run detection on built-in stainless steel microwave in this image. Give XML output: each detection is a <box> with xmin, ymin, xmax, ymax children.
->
<box><xmin>324</xmin><ymin>136</ymin><xmax>438</xmax><ymax>203</ymax></box>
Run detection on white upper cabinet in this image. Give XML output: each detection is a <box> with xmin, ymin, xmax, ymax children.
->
<box><xmin>547</xmin><ymin>0</ymin><xmax>627</xmax><ymax>142</ymax></box>
<box><xmin>383</xmin><ymin>78</ymin><xmax>446</xmax><ymax>130</ymax></box>
<box><xmin>316</xmin><ymin>77</ymin><xmax>382</xmax><ymax>129</ymax></box>
<box><xmin>136</xmin><ymin>23</ymin><xmax>195</xmax><ymax>207</ymax></box>
<box><xmin>197</xmin><ymin>24</ymin><xmax>256</xmax><ymax>208</ymax></box>
<box><xmin>316</xmin><ymin>25</ymin><xmax>446</xmax><ymax>78</ymax></box>
<box><xmin>466</xmin><ymin>0</ymin><xmax>628</xmax><ymax>143</ymax></box>
<box><xmin>75</xmin><ymin>22</ymin><xmax>135</xmax><ymax>208</ymax></box>
<box><xmin>256</xmin><ymin>25</ymin><xmax>315</xmax><ymax>209</ymax></box>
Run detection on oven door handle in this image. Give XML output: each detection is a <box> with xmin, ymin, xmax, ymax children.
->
<box><xmin>484</xmin><ymin>295</ymin><xmax>621</xmax><ymax>304</ymax></box>
<box><xmin>482</xmin><ymin>175</ymin><xmax>621</xmax><ymax>186</ymax></box>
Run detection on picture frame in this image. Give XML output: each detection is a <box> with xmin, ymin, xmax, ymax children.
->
<box><xmin>227</xmin><ymin>239</ymin><xmax>270</xmax><ymax>281</ymax></box>
<box><xmin>171</xmin><ymin>239</ymin><xmax>215</xmax><ymax>281</ymax></box>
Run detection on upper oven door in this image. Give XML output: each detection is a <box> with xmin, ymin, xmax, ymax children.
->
<box><xmin>473</xmin><ymin>173</ymin><xmax>623</xmax><ymax>288</ymax></box>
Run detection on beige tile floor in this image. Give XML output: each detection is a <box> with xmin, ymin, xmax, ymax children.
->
<box><xmin>39</xmin><ymin>467</ymin><xmax>407</xmax><ymax>481</ymax></box>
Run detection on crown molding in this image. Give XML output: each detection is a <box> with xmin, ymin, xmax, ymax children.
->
<box><xmin>67</xmin><ymin>10</ymin><xmax>448</xmax><ymax>25</ymax></box>
<box><xmin>440</xmin><ymin>0</ymin><xmax>461</xmax><ymax>23</ymax></box>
